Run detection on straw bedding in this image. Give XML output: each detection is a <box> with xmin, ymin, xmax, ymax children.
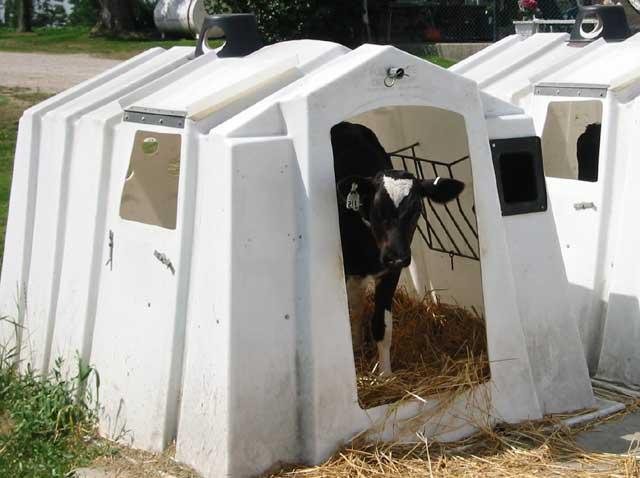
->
<box><xmin>354</xmin><ymin>287</ymin><xmax>490</xmax><ymax>409</ymax></box>
<box><xmin>265</xmin><ymin>388</ymin><xmax>640</xmax><ymax>478</ymax></box>
<box><xmin>260</xmin><ymin>291</ymin><xmax>640</xmax><ymax>478</ymax></box>
<box><xmin>91</xmin><ymin>391</ymin><xmax>640</xmax><ymax>478</ymax></box>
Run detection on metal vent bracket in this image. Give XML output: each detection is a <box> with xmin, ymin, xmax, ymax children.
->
<box><xmin>124</xmin><ymin>107</ymin><xmax>186</xmax><ymax>129</ymax></box>
<box><xmin>535</xmin><ymin>82</ymin><xmax>608</xmax><ymax>99</ymax></box>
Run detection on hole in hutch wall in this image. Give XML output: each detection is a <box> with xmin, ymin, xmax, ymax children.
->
<box><xmin>331</xmin><ymin>105</ymin><xmax>490</xmax><ymax>409</ymax></box>
<box><xmin>542</xmin><ymin>101</ymin><xmax>603</xmax><ymax>183</ymax></box>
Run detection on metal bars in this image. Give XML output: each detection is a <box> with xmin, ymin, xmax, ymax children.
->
<box><xmin>388</xmin><ymin>142</ymin><xmax>480</xmax><ymax>262</ymax></box>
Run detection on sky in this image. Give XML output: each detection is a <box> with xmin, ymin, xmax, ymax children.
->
<box><xmin>1</xmin><ymin>0</ymin><xmax>74</xmax><ymax>23</ymax></box>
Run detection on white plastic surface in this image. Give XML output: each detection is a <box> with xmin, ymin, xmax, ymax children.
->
<box><xmin>0</xmin><ymin>38</ymin><xmax>599</xmax><ymax>477</ymax></box>
<box><xmin>458</xmin><ymin>32</ymin><xmax>640</xmax><ymax>385</ymax></box>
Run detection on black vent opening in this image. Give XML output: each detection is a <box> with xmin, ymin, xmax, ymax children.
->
<box><xmin>491</xmin><ymin>137</ymin><xmax>547</xmax><ymax>216</ymax></box>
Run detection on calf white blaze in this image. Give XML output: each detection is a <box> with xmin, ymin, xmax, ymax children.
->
<box><xmin>382</xmin><ymin>176</ymin><xmax>414</xmax><ymax>208</ymax></box>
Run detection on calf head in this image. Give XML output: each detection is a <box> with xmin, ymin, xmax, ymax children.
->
<box><xmin>338</xmin><ymin>170</ymin><xmax>464</xmax><ymax>270</ymax></box>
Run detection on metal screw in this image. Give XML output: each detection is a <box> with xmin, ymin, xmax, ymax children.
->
<box><xmin>388</xmin><ymin>67</ymin><xmax>405</xmax><ymax>78</ymax></box>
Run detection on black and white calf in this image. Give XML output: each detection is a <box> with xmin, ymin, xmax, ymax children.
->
<box><xmin>332</xmin><ymin>122</ymin><xmax>465</xmax><ymax>375</ymax></box>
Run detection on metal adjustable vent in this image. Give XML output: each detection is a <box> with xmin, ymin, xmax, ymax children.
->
<box><xmin>124</xmin><ymin>107</ymin><xmax>186</xmax><ymax>129</ymax></box>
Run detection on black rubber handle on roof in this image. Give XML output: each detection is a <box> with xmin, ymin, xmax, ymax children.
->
<box><xmin>195</xmin><ymin>13</ymin><xmax>263</xmax><ymax>58</ymax></box>
<box><xmin>570</xmin><ymin>5</ymin><xmax>631</xmax><ymax>42</ymax></box>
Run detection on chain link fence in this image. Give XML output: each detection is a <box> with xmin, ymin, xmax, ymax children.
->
<box><xmin>376</xmin><ymin>0</ymin><xmax>576</xmax><ymax>43</ymax></box>
<box><xmin>378</xmin><ymin>0</ymin><xmax>640</xmax><ymax>43</ymax></box>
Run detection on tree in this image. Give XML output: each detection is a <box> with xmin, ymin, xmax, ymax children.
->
<box><xmin>33</xmin><ymin>0</ymin><xmax>68</xmax><ymax>27</ymax></box>
<box><xmin>69</xmin><ymin>0</ymin><xmax>100</xmax><ymax>26</ymax></box>
<box><xmin>88</xmin><ymin>0</ymin><xmax>155</xmax><ymax>36</ymax></box>
<box><xmin>206</xmin><ymin>0</ymin><xmax>367</xmax><ymax>46</ymax></box>
<box><xmin>92</xmin><ymin>0</ymin><xmax>135</xmax><ymax>35</ymax></box>
<box><xmin>16</xmin><ymin>0</ymin><xmax>33</xmax><ymax>32</ymax></box>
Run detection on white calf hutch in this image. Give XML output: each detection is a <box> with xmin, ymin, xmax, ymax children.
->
<box><xmin>455</xmin><ymin>5</ymin><xmax>640</xmax><ymax>392</ymax></box>
<box><xmin>0</xmin><ymin>18</ymin><xmax>602</xmax><ymax>478</ymax></box>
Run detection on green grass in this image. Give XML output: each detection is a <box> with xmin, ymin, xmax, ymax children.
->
<box><xmin>423</xmin><ymin>55</ymin><xmax>457</xmax><ymax>68</ymax></box>
<box><xmin>0</xmin><ymin>26</ymin><xmax>199</xmax><ymax>59</ymax></box>
<box><xmin>0</xmin><ymin>27</ymin><xmax>457</xmax><ymax>66</ymax></box>
<box><xmin>0</xmin><ymin>351</ymin><xmax>107</xmax><ymax>478</ymax></box>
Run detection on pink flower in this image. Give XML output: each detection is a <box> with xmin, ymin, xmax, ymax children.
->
<box><xmin>519</xmin><ymin>0</ymin><xmax>538</xmax><ymax>11</ymax></box>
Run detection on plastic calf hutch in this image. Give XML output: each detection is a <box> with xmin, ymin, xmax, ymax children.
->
<box><xmin>0</xmin><ymin>39</ymin><xmax>595</xmax><ymax>476</ymax></box>
<box><xmin>454</xmin><ymin>8</ymin><xmax>640</xmax><ymax>390</ymax></box>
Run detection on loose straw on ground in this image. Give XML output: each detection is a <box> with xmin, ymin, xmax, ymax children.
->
<box><xmin>267</xmin><ymin>396</ymin><xmax>640</xmax><ymax>478</ymax></box>
<box><xmin>89</xmin><ymin>289</ymin><xmax>640</xmax><ymax>478</ymax></box>
<box><xmin>263</xmin><ymin>290</ymin><xmax>640</xmax><ymax>478</ymax></box>
<box><xmin>355</xmin><ymin>287</ymin><xmax>490</xmax><ymax>410</ymax></box>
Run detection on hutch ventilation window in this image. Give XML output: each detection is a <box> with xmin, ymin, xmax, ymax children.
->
<box><xmin>542</xmin><ymin>101</ymin><xmax>603</xmax><ymax>182</ymax></box>
<box><xmin>331</xmin><ymin>105</ymin><xmax>489</xmax><ymax>409</ymax></box>
<box><xmin>491</xmin><ymin>137</ymin><xmax>547</xmax><ymax>216</ymax></box>
<box><xmin>120</xmin><ymin>130</ymin><xmax>182</xmax><ymax>229</ymax></box>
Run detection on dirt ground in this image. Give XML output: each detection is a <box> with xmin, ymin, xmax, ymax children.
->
<box><xmin>0</xmin><ymin>51</ymin><xmax>121</xmax><ymax>93</ymax></box>
<box><xmin>70</xmin><ymin>405</ymin><xmax>640</xmax><ymax>478</ymax></box>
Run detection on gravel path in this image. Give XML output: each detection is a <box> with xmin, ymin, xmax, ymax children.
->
<box><xmin>0</xmin><ymin>51</ymin><xmax>122</xmax><ymax>93</ymax></box>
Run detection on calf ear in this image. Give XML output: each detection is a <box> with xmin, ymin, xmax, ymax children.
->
<box><xmin>337</xmin><ymin>176</ymin><xmax>374</xmax><ymax>211</ymax></box>
<box><xmin>420</xmin><ymin>177</ymin><xmax>465</xmax><ymax>203</ymax></box>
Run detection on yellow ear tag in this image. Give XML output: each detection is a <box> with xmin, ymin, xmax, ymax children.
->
<box><xmin>346</xmin><ymin>183</ymin><xmax>361</xmax><ymax>211</ymax></box>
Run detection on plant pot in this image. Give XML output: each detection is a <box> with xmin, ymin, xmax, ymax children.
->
<box><xmin>423</xmin><ymin>26</ymin><xmax>442</xmax><ymax>43</ymax></box>
<box><xmin>514</xmin><ymin>20</ymin><xmax>536</xmax><ymax>37</ymax></box>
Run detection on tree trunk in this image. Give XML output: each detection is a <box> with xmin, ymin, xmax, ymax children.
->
<box><xmin>16</xmin><ymin>0</ymin><xmax>33</xmax><ymax>33</ymax></box>
<box><xmin>92</xmin><ymin>0</ymin><xmax>135</xmax><ymax>36</ymax></box>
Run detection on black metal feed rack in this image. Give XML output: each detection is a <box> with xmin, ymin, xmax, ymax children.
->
<box><xmin>388</xmin><ymin>143</ymin><xmax>480</xmax><ymax>263</ymax></box>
